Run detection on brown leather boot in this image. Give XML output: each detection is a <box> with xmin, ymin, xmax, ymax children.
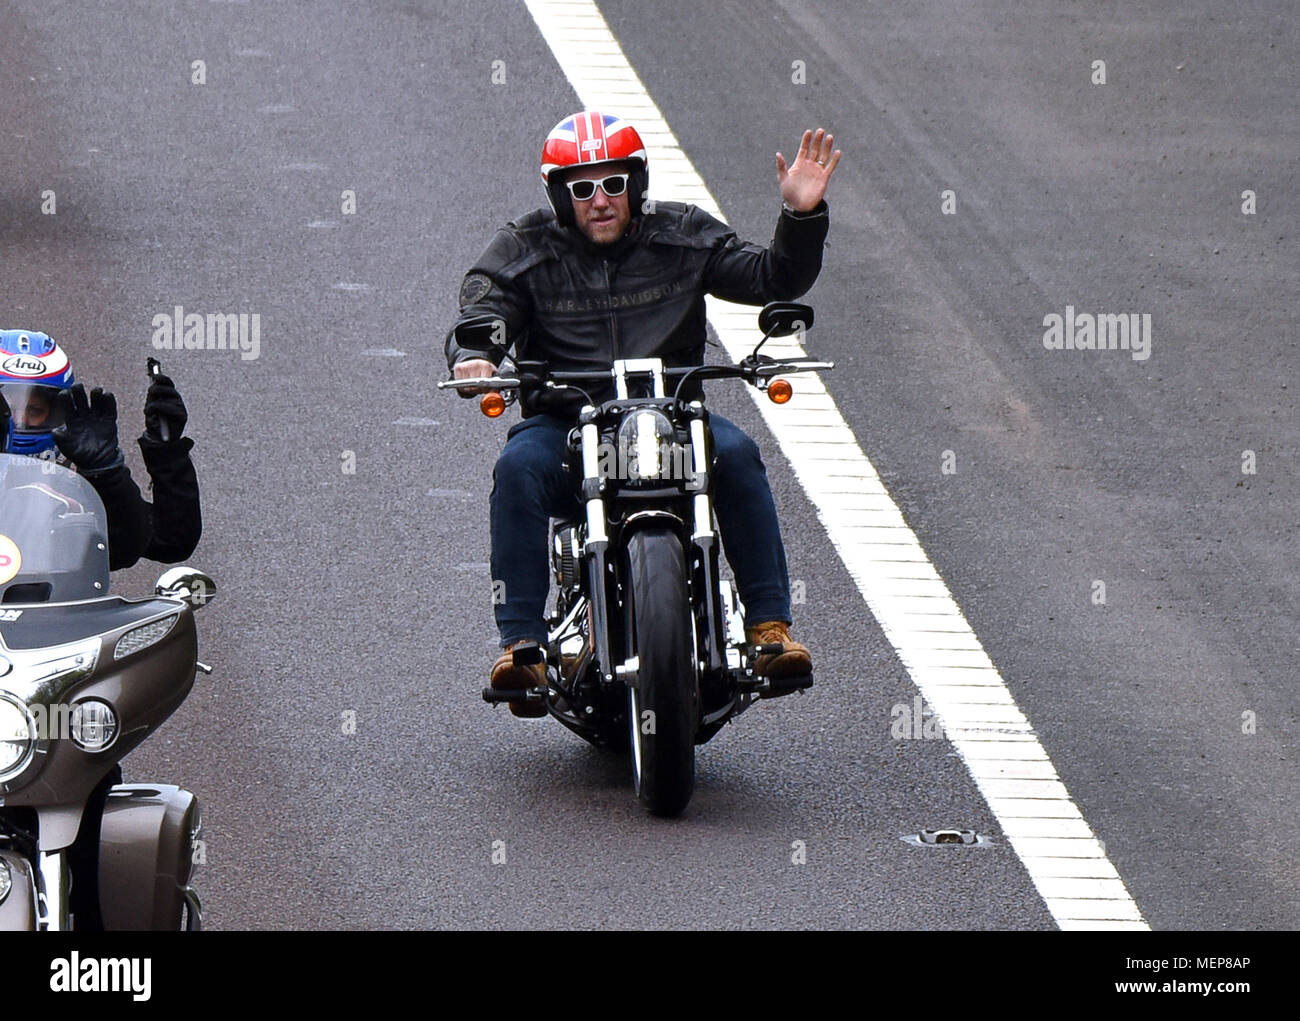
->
<box><xmin>491</xmin><ymin>641</ymin><xmax>549</xmax><ymax>718</ymax></box>
<box><xmin>745</xmin><ymin>620</ymin><xmax>812</xmax><ymax>680</ymax></box>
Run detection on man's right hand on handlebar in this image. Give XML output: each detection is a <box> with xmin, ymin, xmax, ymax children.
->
<box><xmin>452</xmin><ymin>357</ymin><xmax>497</xmax><ymax>396</ymax></box>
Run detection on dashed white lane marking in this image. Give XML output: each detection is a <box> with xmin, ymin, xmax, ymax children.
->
<box><xmin>392</xmin><ymin>417</ymin><xmax>439</xmax><ymax>427</ymax></box>
<box><xmin>524</xmin><ymin>0</ymin><xmax>1149</xmax><ymax>931</ymax></box>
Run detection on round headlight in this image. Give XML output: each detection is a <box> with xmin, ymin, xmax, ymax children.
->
<box><xmin>70</xmin><ymin>700</ymin><xmax>118</xmax><ymax>753</ymax></box>
<box><xmin>0</xmin><ymin>694</ymin><xmax>36</xmax><ymax>781</ymax></box>
<box><xmin>0</xmin><ymin>859</ymin><xmax>11</xmax><ymax>905</ymax></box>
<box><xmin>616</xmin><ymin>409</ymin><xmax>675</xmax><ymax>484</ymax></box>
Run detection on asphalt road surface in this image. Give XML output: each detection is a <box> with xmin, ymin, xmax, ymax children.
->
<box><xmin>0</xmin><ymin>0</ymin><xmax>1294</xmax><ymax>929</ymax></box>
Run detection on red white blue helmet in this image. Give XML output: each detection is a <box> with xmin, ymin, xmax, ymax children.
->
<box><xmin>0</xmin><ymin>330</ymin><xmax>75</xmax><ymax>456</ymax></box>
<box><xmin>540</xmin><ymin>111</ymin><xmax>649</xmax><ymax>228</ymax></box>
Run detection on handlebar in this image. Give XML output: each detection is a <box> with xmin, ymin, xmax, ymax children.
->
<box><xmin>437</xmin><ymin>357</ymin><xmax>835</xmax><ymax>396</ymax></box>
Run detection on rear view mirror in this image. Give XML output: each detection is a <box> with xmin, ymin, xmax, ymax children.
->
<box><xmin>156</xmin><ymin>568</ymin><xmax>217</xmax><ymax>611</ymax></box>
<box><xmin>454</xmin><ymin>314</ymin><xmax>507</xmax><ymax>353</ymax></box>
<box><xmin>757</xmin><ymin>302</ymin><xmax>814</xmax><ymax>338</ymax></box>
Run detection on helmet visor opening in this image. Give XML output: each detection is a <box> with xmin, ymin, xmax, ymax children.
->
<box><xmin>1</xmin><ymin>384</ymin><xmax>67</xmax><ymax>433</ymax></box>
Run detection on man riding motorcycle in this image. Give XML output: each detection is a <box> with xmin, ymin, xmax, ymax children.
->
<box><xmin>0</xmin><ymin>329</ymin><xmax>201</xmax><ymax>570</ymax></box>
<box><xmin>446</xmin><ymin>111</ymin><xmax>841</xmax><ymax>717</ymax></box>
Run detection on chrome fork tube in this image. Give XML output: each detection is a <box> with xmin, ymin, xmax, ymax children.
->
<box><xmin>688</xmin><ymin>417</ymin><xmax>713</xmax><ymax>541</ymax></box>
<box><xmin>580</xmin><ymin>421</ymin><xmax>607</xmax><ymax>543</ymax></box>
<box><xmin>579</xmin><ymin>415</ymin><xmax>614</xmax><ymax>682</ymax></box>
<box><xmin>36</xmin><ymin>850</ymin><xmax>71</xmax><ymax>931</ymax></box>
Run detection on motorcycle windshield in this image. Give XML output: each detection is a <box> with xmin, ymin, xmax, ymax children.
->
<box><xmin>0</xmin><ymin>453</ymin><xmax>110</xmax><ymax>603</ymax></box>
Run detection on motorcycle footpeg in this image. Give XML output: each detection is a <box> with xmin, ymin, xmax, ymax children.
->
<box><xmin>757</xmin><ymin>671</ymin><xmax>814</xmax><ymax>699</ymax></box>
<box><xmin>481</xmin><ymin>685</ymin><xmax>548</xmax><ymax>705</ymax></box>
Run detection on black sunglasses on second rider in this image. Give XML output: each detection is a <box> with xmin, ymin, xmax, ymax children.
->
<box><xmin>563</xmin><ymin>173</ymin><xmax>630</xmax><ymax>201</ymax></box>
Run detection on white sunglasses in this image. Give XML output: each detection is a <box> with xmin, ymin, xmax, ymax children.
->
<box><xmin>563</xmin><ymin>173</ymin><xmax>630</xmax><ymax>201</ymax></box>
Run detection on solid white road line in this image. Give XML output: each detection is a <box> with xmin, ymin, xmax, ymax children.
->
<box><xmin>524</xmin><ymin>0</ymin><xmax>1149</xmax><ymax>931</ymax></box>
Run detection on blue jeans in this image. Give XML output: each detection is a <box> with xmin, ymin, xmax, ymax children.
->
<box><xmin>490</xmin><ymin>413</ymin><xmax>792</xmax><ymax>647</ymax></box>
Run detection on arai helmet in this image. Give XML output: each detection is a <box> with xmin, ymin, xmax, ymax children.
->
<box><xmin>0</xmin><ymin>330</ymin><xmax>74</xmax><ymax>456</ymax></box>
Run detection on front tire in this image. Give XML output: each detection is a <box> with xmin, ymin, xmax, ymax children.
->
<box><xmin>626</xmin><ymin>528</ymin><xmax>697</xmax><ymax>816</ymax></box>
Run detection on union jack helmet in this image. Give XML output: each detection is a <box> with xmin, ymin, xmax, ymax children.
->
<box><xmin>540</xmin><ymin>111</ymin><xmax>649</xmax><ymax>228</ymax></box>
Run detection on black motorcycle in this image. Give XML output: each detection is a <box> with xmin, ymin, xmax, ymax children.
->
<box><xmin>442</xmin><ymin>302</ymin><xmax>832</xmax><ymax>816</ymax></box>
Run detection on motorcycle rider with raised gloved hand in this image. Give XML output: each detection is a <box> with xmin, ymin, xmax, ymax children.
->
<box><xmin>446</xmin><ymin>112</ymin><xmax>841</xmax><ymax>717</ymax></box>
<box><xmin>0</xmin><ymin>329</ymin><xmax>201</xmax><ymax>570</ymax></box>
<box><xmin>0</xmin><ymin>329</ymin><xmax>202</xmax><ymax>930</ymax></box>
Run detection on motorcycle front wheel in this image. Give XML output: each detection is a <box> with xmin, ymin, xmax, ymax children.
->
<box><xmin>625</xmin><ymin>527</ymin><xmax>697</xmax><ymax>817</ymax></box>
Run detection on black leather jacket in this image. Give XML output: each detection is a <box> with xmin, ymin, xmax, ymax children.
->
<box><xmin>77</xmin><ymin>436</ymin><xmax>201</xmax><ymax>571</ymax></box>
<box><xmin>446</xmin><ymin>199</ymin><xmax>830</xmax><ymax>416</ymax></box>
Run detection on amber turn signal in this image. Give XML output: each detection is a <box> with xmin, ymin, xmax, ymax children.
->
<box><xmin>767</xmin><ymin>378</ymin><xmax>793</xmax><ymax>404</ymax></box>
<box><xmin>480</xmin><ymin>392</ymin><xmax>506</xmax><ymax>417</ymax></box>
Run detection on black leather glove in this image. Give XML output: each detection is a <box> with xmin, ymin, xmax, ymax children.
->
<box><xmin>143</xmin><ymin>373</ymin><xmax>187</xmax><ymax>442</ymax></box>
<box><xmin>52</xmin><ymin>384</ymin><xmax>124</xmax><ymax>475</ymax></box>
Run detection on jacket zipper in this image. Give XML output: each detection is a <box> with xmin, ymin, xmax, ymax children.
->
<box><xmin>603</xmin><ymin>259</ymin><xmax>620</xmax><ymax>364</ymax></box>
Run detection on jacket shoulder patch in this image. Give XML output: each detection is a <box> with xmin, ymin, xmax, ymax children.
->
<box><xmin>459</xmin><ymin>273</ymin><xmax>494</xmax><ymax>307</ymax></box>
